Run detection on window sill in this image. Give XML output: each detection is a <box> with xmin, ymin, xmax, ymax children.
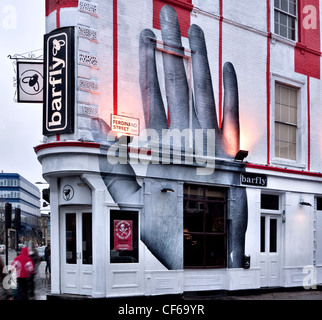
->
<box><xmin>271</xmin><ymin>33</ymin><xmax>296</xmax><ymax>47</ymax></box>
<box><xmin>271</xmin><ymin>157</ymin><xmax>306</xmax><ymax>170</ymax></box>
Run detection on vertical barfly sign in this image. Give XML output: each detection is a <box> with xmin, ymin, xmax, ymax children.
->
<box><xmin>43</xmin><ymin>27</ymin><xmax>74</xmax><ymax>135</ymax></box>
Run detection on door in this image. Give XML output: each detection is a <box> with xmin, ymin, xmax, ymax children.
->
<box><xmin>260</xmin><ymin>214</ymin><xmax>281</xmax><ymax>287</ymax></box>
<box><xmin>61</xmin><ymin>210</ymin><xmax>93</xmax><ymax>295</ymax></box>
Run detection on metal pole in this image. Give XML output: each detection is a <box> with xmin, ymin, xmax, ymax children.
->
<box><xmin>5</xmin><ymin>226</ymin><xmax>8</xmax><ymax>267</ymax></box>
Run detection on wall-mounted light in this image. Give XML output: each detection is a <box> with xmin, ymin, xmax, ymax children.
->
<box><xmin>299</xmin><ymin>201</ymin><xmax>312</xmax><ymax>207</ymax></box>
<box><xmin>234</xmin><ymin>150</ymin><xmax>249</xmax><ymax>162</ymax></box>
<box><xmin>161</xmin><ymin>188</ymin><xmax>174</xmax><ymax>193</ymax></box>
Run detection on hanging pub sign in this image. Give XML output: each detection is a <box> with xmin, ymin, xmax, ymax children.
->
<box><xmin>114</xmin><ymin>220</ymin><xmax>133</xmax><ymax>251</ymax></box>
<box><xmin>240</xmin><ymin>172</ymin><xmax>267</xmax><ymax>187</ymax></box>
<box><xmin>43</xmin><ymin>27</ymin><xmax>74</xmax><ymax>135</ymax></box>
<box><xmin>17</xmin><ymin>61</ymin><xmax>43</xmax><ymax>103</ymax></box>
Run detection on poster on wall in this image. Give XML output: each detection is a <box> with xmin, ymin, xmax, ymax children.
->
<box><xmin>43</xmin><ymin>27</ymin><xmax>75</xmax><ymax>135</ymax></box>
<box><xmin>113</xmin><ymin>220</ymin><xmax>133</xmax><ymax>251</ymax></box>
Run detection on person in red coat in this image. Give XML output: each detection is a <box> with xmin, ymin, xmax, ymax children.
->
<box><xmin>10</xmin><ymin>247</ymin><xmax>34</xmax><ymax>300</ymax></box>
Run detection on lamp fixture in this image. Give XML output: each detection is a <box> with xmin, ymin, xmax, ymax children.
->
<box><xmin>299</xmin><ymin>201</ymin><xmax>312</xmax><ymax>207</ymax></box>
<box><xmin>161</xmin><ymin>188</ymin><xmax>174</xmax><ymax>193</ymax></box>
<box><xmin>234</xmin><ymin>150</ymin><xmax>249</xmax><ymax>162</ymax></box>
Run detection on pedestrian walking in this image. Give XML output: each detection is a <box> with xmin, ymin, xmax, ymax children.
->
<box><xmin>10</xmin><ymin>247</ymin><xmax>34</xmax><ymax>300</ymax></box>
<box><xmin>29</xmin><ymin>242</ymin><xmax>39</xmax><ymax>299</ymax></box>
<box><xmin>45</xmin><ymin>243</ymin><xmax>51</xmax><ymax>274</ymax></box>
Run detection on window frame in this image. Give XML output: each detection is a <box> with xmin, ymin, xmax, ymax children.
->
<box><xmin>274</xmin><ymin>82</ymin><xmax>298</xmax><ymax>161</ymax></box>
<box><xmin>273</xmin><ymin>0</ymin><xmax>298</xmax><ymax>41</ymax></box>
<box><xmin>183</xmin><ymin>184</ymin><xmax>227</xmax><ymax>269</ymax></box>
<box><xmin>271</xmin><ymin>75</ymin><xmax>306</xmax><ymax>168</ymax></box>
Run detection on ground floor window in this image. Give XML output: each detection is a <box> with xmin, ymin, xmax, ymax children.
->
<box><xmin>183</xmin><ymin>184</ymin><xmax>227</xmax><ymax>268</ymax></box>
<box><xmin>110</xmin><ymin>210</ymin><xmax>139</xmax><ymax>263</ymax></box>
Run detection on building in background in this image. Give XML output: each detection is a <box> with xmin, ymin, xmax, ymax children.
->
<box><xmin>40</xmin><ymin>211</ymin><xmax>51</xmax><ymax>245</ymax></box>
<box><xmin>0</xmin><ymin>173</ymin><xmax>41</xmax><ymax>246</ymax></box>
<box><xmin>35</xmin><ymin>0</ymin><xmax>322</xmax><ymax>298</ymax></box>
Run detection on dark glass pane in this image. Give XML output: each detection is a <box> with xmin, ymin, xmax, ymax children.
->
<box><xmin>280</xmin><ymin>24</ymin><xmax>288</xmax><ymax>37</ymax></box>
<box><xmin>184</xmin><ymin>234</ymin><xmax>203</xmax><ymax>267</ymax></box>
<box><xmin>270</xmin><ymin>219</ymin><xmax>277</xmax><ymax>253</ymax></box>
<box><xmin>275</xmin><ymin>22</ymin><xmax>280</xmax><ymax>35</ymax></box>
<box><xmin>205</xmin><ymin>188</ymin><xmax>225</xmax><ymax>201</ymax></box>
<box><xmin>261</xmin><ymin>216</ymin><xmax>265</xmax><ymax>252</ymax></box>
<box><xmin>281</xmin><ymin>0</ymin><xmax>288</xmax><ymax>12</ymax></box>
<box><xmin>184</xmin><ymin>185</ymin><xmax>203</xmax><ymax>199</ymax></box>
<box><xmin>205</xmin><ymin>235</ymin><xmax>226</xmax><ymax>267</ymax></box>
<box><xmin>274</xmin><ymin>0</ymin><xmax>280</xmax><ymax>9</ymax></box>
<box><xmin>205</xmin><ymin>202</ymin><xmax>225</xmax><ymax>233</ymax></box>
<box><xmin>280</xmin><ymin>12</ymin><xmax>288</xmax><ymax>26</ymax></box>
<box><xmin>261</xmin><ymin>194</ymin><xmax>279</xmax><ymax>210</ymax></box>
<box><xmin>289</xmin><ymin>16</ymin><xmax>296</xmax><ymax>29</ymax></box>
<box><xmin>289</xmin><ymin>1</ymin><xmax>297</xmax><ymax>15</ymax></box>
<box><xmin>66</xmin><ymin>213</ymin><xmax>76</xmax><ymax>264</ymax></box>
<box><xmin>317</xmin><ymin>198</ymin><xmax>322</xmax><ymax>211</ymax></box>
<box><xmin>110</xmin><ymin>210</ymin><xmax>139</xmax><ymax>263</ymax></box>
<box><xmin>275</xmin><ymin>11</ymin><xmax>279</xmax><ymax>23</ymax></box>
<box><xmin>82</xmin><ymin>213</ymin><xmax>92</xmax><ymax>264</ymax></box>
<box><xmin>184</xmin><ymin>201</ymin><xmax>204</xmax><ymax>232</ymax></box>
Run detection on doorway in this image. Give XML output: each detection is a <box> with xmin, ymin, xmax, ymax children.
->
<box><xmin>260</xmin><ymin>214</ymin><xmax>281</xmax><ymax>287</ymax></box>
<box><xmin>60</xmin><ymin>208</ymin><xmax>93</xmax><ymax>295</ymax></box>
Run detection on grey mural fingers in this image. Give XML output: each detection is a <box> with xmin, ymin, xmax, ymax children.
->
<box><xmin>228</xmin><ymin>187</ymin><xmax>248</xmax><ymax>268</ymax></box>
<box><xmin>139</xmin><ymin>29</ymin><xmax>168</xmax><ymax>134</ymax></box>
<box><xmin>159</xmin><ymin>5</ymin><xmax>190</xmax><ymax>130</ymax></box>
<box><xmin>188</xmin><ymin>24</ymin><xmax>218</xmax><ymax>131</ymax></box>
<box><xmin>221</xmin><ymin>62</ymin><xmax>240</xmax><ymax>157</ymax></box>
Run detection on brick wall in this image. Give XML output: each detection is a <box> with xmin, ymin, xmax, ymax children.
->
<box><xmin>44</xmin><ymin>0</ymin><xmax>322</xmax><ymax>173</ymax></box>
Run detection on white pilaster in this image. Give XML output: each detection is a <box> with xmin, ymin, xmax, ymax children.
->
<box><xmin>47</xmin><ymin>177</ymin><xmax>60</xmax><ymax>295</ymax></box>
<box><xmin>81</xmin><ymin>173</ymin><xmax>108</xmax><ymax>298</ymax></box>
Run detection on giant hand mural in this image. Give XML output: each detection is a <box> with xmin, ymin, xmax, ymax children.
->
<box><xmin>93</xmin><ymin>5</ymin><xmax>248</xmax><ymax>270</ymax></box>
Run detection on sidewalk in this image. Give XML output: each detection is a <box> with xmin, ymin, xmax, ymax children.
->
<box><xmin>34</xmin><ymin>260</ymin><xmax>51</xmax><ymax>300</ymax></box>
<box><xmin>33</xmin><ymin>260</ymin><xmax>321</xmax><ymax>301</ymax></box>
<box><xmin>184</xmin><ymin>287</ymin><xmax>322</xmax><ymax>300</ymax></box>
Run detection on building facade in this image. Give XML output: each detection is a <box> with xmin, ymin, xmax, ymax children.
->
<box><xmin>0</xmin><ymin>173</ymin><xmax>41</xmax><ymax>246</ymax></box>
<box><xmin>35</xmin><ymin>0</ymin><xmax>322</xmax><ymax>297</ymax></box>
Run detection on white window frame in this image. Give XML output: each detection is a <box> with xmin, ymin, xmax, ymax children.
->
<box><xmin>273</xmin><ymin>0</ymin><xmax>298</xmax><ymax>42</ymax></box>
<box><xmin>271</xmin><ymin>74</ymin><xmax>307</xmax><ymax>169</ymax></box>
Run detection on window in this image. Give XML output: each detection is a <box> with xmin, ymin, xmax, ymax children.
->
<box><xmin>261</xmin><ymin>194</ymin><xmax>280</xmax><ymax>210</ymax></box>
<box><xmin>275</xmin><ymin>83</ymin><xmax>298</xmax><ymax>160</ymax></box>
<box><xmin>274</xmin><ymin>0</ymin><xmax>297</xmax><ymax>40</ymax></box>
<box><xmin>316</xmin><ymin>197</ymin><xmax>322</xmax><ymax>211</ymax></box>
<box><xmin>184</xmin><ymin>185</ymin><xmax>227</xmax><ymax>268</ymax></box>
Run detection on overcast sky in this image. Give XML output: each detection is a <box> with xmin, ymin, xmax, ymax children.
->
<box><xmin>0</xmin><ymin>0</ymin><xmax>45</xmax><ymax>185</ymax></box>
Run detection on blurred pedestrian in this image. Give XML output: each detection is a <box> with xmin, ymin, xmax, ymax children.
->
<box><xmin>28</xmin><ymin>242</ymin><xmax>39</xmax><ymax>299</ymax></box>
<box><xmin>45</xmin><ymin>243</ymin><xmax>51</xmax><ymax>274</ymax></box>
<box><xmin>10</xmin><ymin>247</ymin><xmax>34</xmax><ymax>300</ymax></box>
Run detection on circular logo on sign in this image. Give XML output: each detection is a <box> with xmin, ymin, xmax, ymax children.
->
<box><xmin>62</xmin><ymin>185</ymin><xmax>74</xmax><ymax>201</ymax></box>
<box><xmin>19</xmin><ymin>69</ymin><xmax>43</xmax><ymax>96</ymax></box>
<box><xmin>115</xmin><ymin>220</ymin><xmax>132</xmax><ymax>240</ymax></box>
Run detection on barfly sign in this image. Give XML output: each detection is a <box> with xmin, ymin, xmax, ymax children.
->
<box><xmin>43</xmin><ymin>27</ymin><xmax>74</xmax><ymax>135</ymax></box>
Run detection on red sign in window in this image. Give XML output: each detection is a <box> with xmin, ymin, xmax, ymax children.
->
<box><xmin>114</xmin><ymin>220</ymin><xmax>133</xmax><ymax>251</ymax></box>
